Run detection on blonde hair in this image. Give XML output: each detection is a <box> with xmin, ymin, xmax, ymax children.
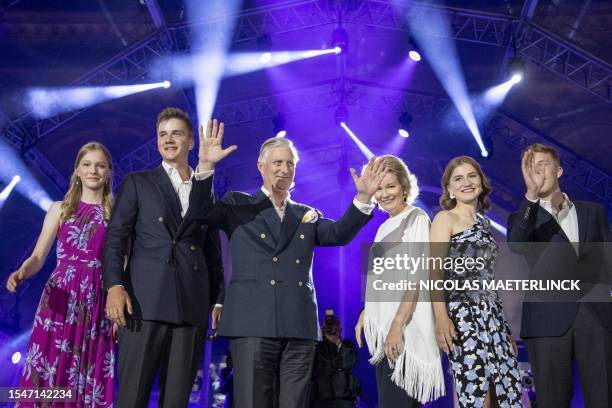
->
<box><xmin>378</xmin><ymin>155</ymin><xmax>419</xmax><ymax>205</ymax></box>
<box><xmin>60</xmin><ymin>142</ymin><xmax>114</xmax><ymax>223</ymax></box>
<box><xmin>258</xmin><ymin>137</ymin><xmax>300</xmax><ymax>164</ymax></box>
<box><xmin>439</xmin><ymin>156</ymin><xmax>491</xmax><ymax>215</ymax></box>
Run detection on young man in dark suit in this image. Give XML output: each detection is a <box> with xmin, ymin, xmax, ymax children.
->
<box><xmin>194</xmin><ymin>131</ymin><xmax>386</xmax><ymax>408</ymax></box>
<box><xmin>507</xmin><ymin>143</ymin><xmax>611</xmax><ymax>408</ymax></box>
<box><xmin>103</xmin><ymin>108</ymin><xmax>226</xmax><ymax>407</ymax></box>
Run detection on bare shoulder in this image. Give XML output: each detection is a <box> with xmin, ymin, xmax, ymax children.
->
<box><xmin>47</xmin><ymin>201</ymin><xmax>63</xmax><ymax>216</ymax></box>
<box><xmin>431</xmin><ymin>210</ymin><xmax>457</xmax><ymax>226</ymax></box>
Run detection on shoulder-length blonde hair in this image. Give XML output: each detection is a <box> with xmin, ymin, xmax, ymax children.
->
<box><xmin>379</xmin><ymin>154</ymin><xmax>419</xmax><ymax>205</ymax></box>
<box><xmin>60</xmin><ymin>142</ymin><xmax>114</xmax><ymax>223</ymax></box>
<box><xmin>439</xmin><ymin>156</ymin><xmax>491</xmax><ymax>215</ymax></box>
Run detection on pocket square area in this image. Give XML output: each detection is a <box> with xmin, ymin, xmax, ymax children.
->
<box><xmin>301</xmin><ymin>209</ymin><xmax>320</xmax><ymax>223</ymax></box>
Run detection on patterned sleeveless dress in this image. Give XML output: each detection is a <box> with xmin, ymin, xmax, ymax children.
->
<box><xmin>17</xmin><ymin>202</ymin><xmax>115</xmax><ymax>407</ymax></box>
<box><xmin>445</xmin><ymin>218</ymin><xmax>522</xmax><ymax>407</ymax></box>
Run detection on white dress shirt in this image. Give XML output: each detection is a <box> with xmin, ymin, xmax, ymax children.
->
<box><xmin>260</xmin><ymin>186</ymin><xmax>374</xmax><ymax>219</ymax></box>
<box><xmin>162</xmin><ymin>161</ymin><xmax>212</xmax><ymax>217</ymax></box>
<box><xmin>527</xmin><ymin>192</ymin><xmax>579</xmax><ymax>246</ymax></box>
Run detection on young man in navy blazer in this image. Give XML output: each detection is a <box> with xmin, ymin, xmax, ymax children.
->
<box><xmin>194</xmin><ymin>130</ymin><xmax>386</xmax><ymax>408</ymax></box>
<box><xmin>507</xmin><ymin>143</ymin><xmax>611</xmax><ymax>408</ymax></box>
<box><xmin>103</xmin><ymin>108</ymin><xmax>226</xmax><ymax>407</ymax></box>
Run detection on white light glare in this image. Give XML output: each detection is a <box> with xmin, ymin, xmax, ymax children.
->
<box><xmin>0</xmin><ymin>175</ymin><xmax>22</xmax><ymax>202</ymax></box>
<box><xmin>275</xmin><ymin>130</ymin><xmax>287</xmax><ymax>138</ymax></box>
<box><xmin>408</xmin><ymin>50</ymin><xmax>422</xmax><ymax>62</ymax></box>
<box><xmin>260</xmin><ymin>52</ymin><xmax>272</xmax><ymax>64</ymax></box>
<box><xmin>11</xmin><ymin>352</ymin><xmax>21</xmax><ymax>365</ymax></box>
<box><xmin>340</xmin><ymin>122</ymin><xmax>374</xmax><ymax>159</ymax></box>
<box><xmin>333</xmin><ymin>46</ymin><xmax>342</xmax><ymax>54</ymax></box>
<box><xmin>398</xmin><ymin>129</ymin><xmax>409</xmax><ymax>138</ymax></box>
<box><xmin>510</xmin><ymin>73</ymin><xmax>522</xmax><ymax>84</ymax></box>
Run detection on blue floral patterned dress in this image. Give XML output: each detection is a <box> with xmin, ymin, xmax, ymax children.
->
<box><xmin>445</xmin><ymin>218</ymin><xmax>522</xmax><ymax>407</ymax></box>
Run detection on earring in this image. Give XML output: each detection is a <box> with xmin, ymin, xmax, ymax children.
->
<box><xmin>450</xmin><ymin>193</ymin><xmax>455</xmax><ymax>200</ymax></box>
<box><xmin>76</xmin><ymin>178</ymin><xmax>80</xmax><ymax>185</ymax></box>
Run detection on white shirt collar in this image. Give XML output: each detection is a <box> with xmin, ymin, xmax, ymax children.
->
<box><xmin>539</xmin><ymin>192</ymin><xmax>573</xmax><ymax>215</ymax></box>
<box><xmin>162</xmin><ymin>161</ymin><xmax>194</xmax><ymax>182</ymax></box>
<box><xmin>261</xmin><ymin>186</ymin><xmax>290</xmax><ymax>207</ymax></box>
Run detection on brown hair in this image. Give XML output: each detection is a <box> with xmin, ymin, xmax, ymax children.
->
<box><xmin>156</xmin><ymin>107</ymin><xmax>193</xmax><ymax>136</ymax></box>
<box><xmin>522</xmin><ymin>143</ymin><xmax>561</xmax><ymax>166</ymax></box>
<box><xmin>440</xmin><ymin>156</ymin><xmax>491</xmax><ymax>215</ymax></box>
<box><xmin>61</xmin><ymin>142</ymin><xmax>114</xmax><ymax>223</ymax></box>
<box><xmin>379</xmin><ymin>155</ymin><xmax>419</xmax><ymax>205</ymax></box>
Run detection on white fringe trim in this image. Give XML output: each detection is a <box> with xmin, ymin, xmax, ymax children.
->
<box><xmin>364</xmin><ymin>317</ymin><xmax>446</xmax><ymax>404</ymax></box>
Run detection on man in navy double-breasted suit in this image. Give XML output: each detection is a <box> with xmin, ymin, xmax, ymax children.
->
<box><xmin>194</xmin><ymin>131</ymin><xmax>386</xmax><ymax>408</ymax></box>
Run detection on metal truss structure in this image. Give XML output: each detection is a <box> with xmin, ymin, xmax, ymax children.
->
<box><xmin>2</xmin><ymin>0</ymin><xmax>611</xmax><ymax>195</ymax></box>
<box><xmin>113</xmin><ymin>79</ymin><xmax>450</xmax><ymax>180</ymax></box>
<box><xmin>487</xmin><ymin>114</ymin><xmax>612</xmax><ymax>205</ymax></box>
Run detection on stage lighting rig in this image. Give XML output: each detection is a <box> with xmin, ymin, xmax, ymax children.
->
<box><xmin>398</xmin><ymin>112</ymin><xmax>413</xmax><ymax>137</ymax></box>
<box><xmin>335</xmin><ymin>104</ymin><xmax>349</xmax><ymax>125</ymax></box>
<box><xmin>408</xmin><ymin>37</ymin><xmax>422</xmax><ymax>62</ymax></box>
<box><xmin>508</xmin><ymin>57</ymin><xmax>526</xmax><ymax>84</ymax></box>
<box><xmin>331</xmin><ymin>27</ymin><xmax>348</xmax><ymax>55</ymax></box>
<box><xmin>273</xmin><ymin>113</ymin><xmax>287</xmax><ymax>137</ymax></box>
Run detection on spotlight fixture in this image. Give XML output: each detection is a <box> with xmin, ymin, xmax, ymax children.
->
<box><xmin>331</xmin><ymin>27</ymin><xmax>348</xmax><ymax>55</ymax></box>
<box><xmin>11</xmin><ymin>352</ymin><xmax>21</xmax><ymax>365</ymax></box>
<box><xmin>480</xmin><ymin>129</ymin><xmax>493</xmax><ymax>159</ymax></box>
<box><xmin>334</xmin><ymin>104</ymin><xmax>349</xmax><ymax>125</ymax></box>
<box><xmin>398</xmin><ymin>112</ymin><xmax>413</xmax><ymax>137</ymax></box>
<box><xmin>507</xmin><ymin>57</ymin><xmax>526</xmax><ymax>83</ymax></box>
<box><xmin>408</xmin><ymin>37</ymin><xmax>422</xmax><ymax>62</ymax></box>
<box><xmin>273</xmin><ymin>113</ymin><xmax>286</xmax><ymax>137</ymax></box>
<box><xmin>162</xmin><ymin>80</ymin><xmax>171</xmax><ymax>88</ymax></box>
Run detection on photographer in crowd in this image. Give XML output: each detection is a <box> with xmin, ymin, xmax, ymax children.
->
<box><xmin>311</xmin><ymin>310</ymin><xmax>362</xmax><ymax>408</ymax></box>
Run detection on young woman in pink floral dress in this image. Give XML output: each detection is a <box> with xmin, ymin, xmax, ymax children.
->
<box><xmin>7</xmin><ymin>142</ymin><xmax>116</xmax><ymax>407</ymax></box>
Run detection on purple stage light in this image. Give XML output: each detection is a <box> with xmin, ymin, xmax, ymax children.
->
<box><xmin>408</xmin><ymin>50</ymin><xmax>421</xmax><ymax>62</ymax></box>
<box><xmin>398</xmin><ymin>129</ymin><xmax>410</xmax><ymax>138</ymax></box>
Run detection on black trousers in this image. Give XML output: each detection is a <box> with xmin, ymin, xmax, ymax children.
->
<box><xmin>525</xmin><ymin>304</ymin><xmax>612</xmax><ymax>408</ymax></box>
<box><xmin>115</xmin><ymin>319</ymin><xmax>206</xmax><ymax>408</ymax></box>
<box><xmin>230</xmin><ymin>337</ymin><xmax>316</xmax><ymax>408</ymax></box>
<box><xmin>375</xmin><ymin>360</ymin><xmax>419</xmax><ymax>408</ymax></box>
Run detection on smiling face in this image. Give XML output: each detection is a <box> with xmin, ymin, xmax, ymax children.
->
<box><xmin>375</xmin><ymin>171</ymin><xmax>407</xmax><ymax>216</ymax></box>
<box><xmin>447</xmin><ymin>163</ymin><xmax>483</xmax><ymax>205</ymax></box>
<box><xmin>157</xmin><ymin>118</ymin><xmax>194</xmax><ymax>165</ymax></box>
<box><xmin>258</xmin><ymin>145</ymin><xmax>296</xmax><ymax>193</ymax></box>
<box><xmin>75</xmin><ymin>149</ymin><xmax>111</xmax><ymax>191</ymax></box>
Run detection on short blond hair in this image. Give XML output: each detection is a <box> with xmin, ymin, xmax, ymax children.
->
<box><xmin>380</xmin><ymin>155</ymin><xmax>419</xmax><ymax>205</ymax></box>
<box><xmin>258</xmin><ymin>137</ymin><xmax>300</xmax><ymax>164</ymax></box>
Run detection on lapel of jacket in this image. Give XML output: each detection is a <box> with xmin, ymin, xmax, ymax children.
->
<box><xmin>153</xmin><ymin>166</ymin><xmax>183</xmax><ymax>235</ymax></box>
<box><xmin>254</xmin><ymin>190</ymin><xmax>281</xmax><ymax>247</ymax></box>
<box><xmin>574</xmin><ymin>201</ymin><xmax>588</xmax><ymax>251</ymax></box>
<box><xmin>275</xmin><ymin>201</ymin><xmax>305</xmax><ymax>255</ymax></box>
<box><xmin>536</xmin><ymin>205</ymin><xmax>570</xmax><ymax>242</ymax></box>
